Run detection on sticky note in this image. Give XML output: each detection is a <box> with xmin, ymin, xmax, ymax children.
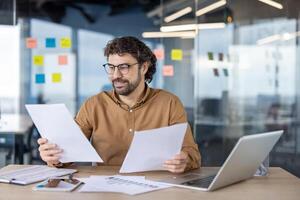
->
<box><xmin>163</xmin><ymin>65</ymin><xmax>174</xmax><ymax>76</ymax></box>
<box><xmin>52</xmin><ymin>73</ymin><xmax>62</xmax><ymax>83</ymax></box>
<box><xmin>171</xmin><ymin>49</ymin><xmax>183</xmax><ymax>61</ymax></box>
<box><xmin>26</xmin><ymin>38</ymin><xmax>37</xmax><ymax>48</ymax></box>
<box><xmin>58</xmin><ymin>55</ymin><xmax>68</xmax><ymax>65</ymax></box>
<box><xmin>60</xmin><ymin>37</ymin><xmax>72</xmax><ymax>48</ymax></box>
<box><xmin>213</xmin><ymin>68</ymin><xmax>219</xmax><ymax>77</ymax></box>
<box><xmin>35</xmin><ymin>74</ymin><xmax>45</xmax><ymax>84</ymax></box>
<box><xmin>218</xmin><ymin>53</ymin><xmax>223</xmax><ymax>61</ymax></box>
<box><xmin>208</xmin><ymin>52</ymin><xmax>214</xmax><ymax>60</ymax></box>
<box><xmin>33</xmin><ymin>55</ymin><xmax>44</xmax><ymax>66</ymax></box>
<box><xmin>153</xmin><ymin>49</ymin><xmax>164</xmax><ymax>60</ymax></box>
<box><xmin>223</xmin><ymin>68</ymin><xmax>228</xmax><ymax>77</ymax></box>
<box><xmin>45</xmin><ymin>38</ymin><xmax>56</xmax><ymax>48</ymax></box>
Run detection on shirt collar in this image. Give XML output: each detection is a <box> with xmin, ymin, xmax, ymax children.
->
<box><xmin>111</xmin><ymin>83</ymin><xmax>152</xmax><ymax>109</ymax></box>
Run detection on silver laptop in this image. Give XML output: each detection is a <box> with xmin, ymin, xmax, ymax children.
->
<box><xmin>161</xmin><ymin>130</ymin><xmax>283</xmax><ymax>191</ymax></box>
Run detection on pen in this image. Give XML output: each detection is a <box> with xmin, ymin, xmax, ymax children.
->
<box><xmin>36</xmin><ymin>184</ymin><xmax>44</xmax><ymax>188</ymax></box>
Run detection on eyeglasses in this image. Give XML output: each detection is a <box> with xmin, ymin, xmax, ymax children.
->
<box><xmin>102</xmin><ymin>63</ymin><xmax>139</xmax><ymax>75</ymax></box>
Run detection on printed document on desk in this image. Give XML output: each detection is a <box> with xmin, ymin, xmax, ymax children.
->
<box><xmin>120</xmin><ymin>123</ymin><xmax>187</xmax><ymax>173</ymax></box>
<box><xmin>25</xmin><ymin>104</ymin><xmax>103</xmax><ymax>163</ymax></box>
<box><xmin>79</xmin><ymin>175</ymin><xmax>171</xmax><ymax>195</ymax></box>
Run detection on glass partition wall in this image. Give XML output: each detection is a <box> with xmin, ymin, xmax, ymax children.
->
<box><xmin>160</xmin><ymin>0</ymin><xmax>300</xmax><ymax>177</ymax></box>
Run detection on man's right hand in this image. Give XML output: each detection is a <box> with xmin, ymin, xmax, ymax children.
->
<box><xmin>37</xmin><ymin>138</ymin><xmax>63</xmax><ymax>166</ymax></box>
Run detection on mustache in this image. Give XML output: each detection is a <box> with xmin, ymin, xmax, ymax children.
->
<box><xmin>112</xmin><ymin>78</ymin><xmax>128</xmax><ymax>84</ymax></box>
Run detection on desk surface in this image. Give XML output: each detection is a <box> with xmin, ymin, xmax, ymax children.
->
<box><xmin>0</xmin><ymin>114</ymin><xmax>33</xmax><ymax>134</ymax></box>
<box><xmin>0</xmin><ymin>165</ymin><xmax>300</xmax><ymax>200</ymax></box>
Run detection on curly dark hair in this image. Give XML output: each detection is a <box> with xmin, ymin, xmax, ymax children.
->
<box><xmin>104</xmin><ymin>36</ymin><xmax>157</xmax><ymax>83</ymax></box>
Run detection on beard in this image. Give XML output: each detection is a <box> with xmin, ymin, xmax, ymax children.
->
<box><xmin>112</xmin><ymin>71</ymin><xmax>142</xmax><ymax>96</ymax></box>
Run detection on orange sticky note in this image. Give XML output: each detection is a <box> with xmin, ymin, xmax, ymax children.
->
<box><xmin>58</xmin><ymin>55</ymin><xmax>68</xmax><ymax>65</ymax></box>
<box><xmin>52</xmin><ymin>73</ymin><xmax>62</xmax><ymax>83</ymax></box>
<box><xmin>171</xmin><ymin>49</ymin><xmax>183</xmax><ymax>61</ymax></box>
<box><xmin>33</xmin><ymin>55</ymin><xmax>44</xmax><ymax>66</ymax></box>
<box><xmin>163</xmin><ymin>65</ymin><xmax>174</xmax><ymax>76</ymax></box>
<box><xmin>26</xmin><ymin>38</ymin><xmax>37</xmax><ymax>48</ymax></box>
<box><xmin>60</xmin><ymin>37</ymin><xmax>72</xmax><ymax>48</ymax></box>
<box><xmin>153</xmin><ymin>48</ymin><xmax>164</xmax><ymax>60</ymax></box>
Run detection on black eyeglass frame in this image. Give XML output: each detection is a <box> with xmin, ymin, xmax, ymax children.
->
<box><xmin>102</xmin><ymin>62</ymin><xmax>139</xmax><ymax>75</ymax></box>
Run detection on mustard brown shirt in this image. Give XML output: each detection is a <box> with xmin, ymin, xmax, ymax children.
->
<box><xmin>75</xmin><ymin>85</ymin><xmax>201</xmax><ymax>171</ymax></box>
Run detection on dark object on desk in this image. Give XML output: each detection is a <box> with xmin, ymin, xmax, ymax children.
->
<box><xmin>34</xmin><ymin>175</ymin><xmax>82</xmax><ymax>192</ymax></box>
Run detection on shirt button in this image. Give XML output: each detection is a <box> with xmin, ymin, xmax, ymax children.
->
<box><xmin>129</xmin><ymin>129</ymin><xmax>133</xmax><ymax>132</ymax></box>
<box><xmin>129</xmin><ymin>109</ymin><xmax>133</xmax><ymax>112</ymax></box>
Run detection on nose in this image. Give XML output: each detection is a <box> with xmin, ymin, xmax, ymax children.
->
<box><xmin>111</xmin><ymin>67</ymin><xmax>122</xmax><ymax>80</ymax></box>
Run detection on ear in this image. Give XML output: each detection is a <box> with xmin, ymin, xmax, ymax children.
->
<box><xmin>141</xmin><ymin>62</ymin><xmax>149</xmax><ymax>75</ymax></box>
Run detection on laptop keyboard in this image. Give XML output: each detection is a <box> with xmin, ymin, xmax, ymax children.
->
<box><xmin>181</xmin><ymin>174</ymin><xmax>216</xmax><ymax>188</ymax></box>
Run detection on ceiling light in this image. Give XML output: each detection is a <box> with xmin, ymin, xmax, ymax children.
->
<box><xmin>161</xmin><ymin>24</ymin><xmax>197</xmax><ymax>32</ymax></box>
<box><xmin>258</xmin><ymin>0</ymin><xmax>283</xmax><ymax>9</ymax></box>
<box><xmin>256</xmin><ymin>31</ymin><xmax>300</xmax><ymax>45</ymax></box>
<box><xmin>257</xmin><ymin>34</ymin><xmax>281</xmax><ymax>45</ymax></box>
<box><xmin>196</xmin><ymin>0</ymin><xmax>226</xmax><ymax>17</ymax></box>
<box><xmin>164</xmin><ymin>7</ymin><xmax>193</xmax><ymax>23</ymax></box>
<box><xmin>142</xmin><ymin>31</ymin><xmax>196</xmax><ymax>38</ymax></box>
<box><xmin>160</xmin><ymin>23</ymin><xmax>226</xmax><ymax>32</ymax></box>
<box><xmin>198</xmin><ymin>22</ymin><xmax>226</xmax><ymax>29</ymax></box>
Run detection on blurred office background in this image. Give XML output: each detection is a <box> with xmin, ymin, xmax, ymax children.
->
<box><xmin>0</xmin><ymin>0</ymin><xmax>299</xmax><ymax>177</ymax></box>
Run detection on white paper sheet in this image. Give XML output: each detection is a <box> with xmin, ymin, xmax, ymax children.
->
<box><xmin>78</xmin><ymin>175</ymin><xmax>171</xmax><ymax>195</ymax></box>
<box><xmin>77</xmin><ymin>175</ymin><xmax>145</xmax><ymax>183</ymax></box>
<box><xmin>25</xmin><ymin>104</ymin><xmax>103</xmax><ymax>163</ymax></box>
<box><xmin>119</xmin><ymin>123</ymin><xmax>187</xmax><ymax>173</ymax></box>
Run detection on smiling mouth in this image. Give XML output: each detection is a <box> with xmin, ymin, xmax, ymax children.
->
<box><xmin>113</xmin><ymin>81</ymin><xmax>127</xmax><ymax>89</ymax></box>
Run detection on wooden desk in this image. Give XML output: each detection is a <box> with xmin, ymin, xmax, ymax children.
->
<box><xmin>0</xmin><ymin>114</ymin><xmax>33</xmax><ymax>164</ymax></box>
<box><xmin>0</xmin><ymin>165</ymin><xmax>299</xmax><ymax>200</ymax></box>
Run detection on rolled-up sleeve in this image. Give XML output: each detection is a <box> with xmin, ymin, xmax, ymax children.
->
<box><xmin>169</xmin><ymin>96</ymin><xmax>201</xmax><ymax>171</ymax></box>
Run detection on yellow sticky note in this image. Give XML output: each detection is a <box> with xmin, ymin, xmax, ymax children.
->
<box><xmin>52</xmin><ymin>73</ymin><xmax>62</xmax><ymax>83</ymax></box>
<box><xmin>60</xmin><ymin>37</ymin><xmax>72</xmax><ymax>48</ymax></box>
<box><xmin>171</xmin><ymin>49</ymin><xmax>183</xmax><ymax>61</ymax></box>
<box><xmin>33</xmin><ymin>55</ymin><xmax>44</xmax><ymax>66</ymax></box>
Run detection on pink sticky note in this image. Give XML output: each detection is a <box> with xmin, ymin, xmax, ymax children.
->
<box><xmin>163</xmin><ymin>65</ymin><xmax>174</xmax><ymax>76</ymax></box>
<box><xmin>26</xmin><ymin>38</ymin><xmax>37</xmax><ymax>49</ymax></box>
<box><xmin>58</xmin><ymin>55</ymin><xmax>68</xmax><ymax>65</ymax></box>
<box><xmin>153</xmin><ymin>49</ymin><xmax>164</xmax><ymax>60</ymax></box>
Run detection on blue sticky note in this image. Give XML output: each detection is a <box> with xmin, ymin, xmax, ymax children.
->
<box><xmin>45</xmin><ymin>38</ymin><xmax>56</xmax><ymax>48</ymax></box>
<box><xmin>35</xmin><ymin>74</ymin><xmax>45</xmax><ymax>84</ymax></box>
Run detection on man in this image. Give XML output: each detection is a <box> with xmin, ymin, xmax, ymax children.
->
<box><xmin>38</xmin><ymin>36</ymin><xmax>201</xmax><ymax>173</ymax></box>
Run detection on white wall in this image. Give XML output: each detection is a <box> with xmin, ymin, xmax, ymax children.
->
<box><xmin>0</xmin><ymin>25</ymin><xmax>20</xmax><ymax>113</ymax></box>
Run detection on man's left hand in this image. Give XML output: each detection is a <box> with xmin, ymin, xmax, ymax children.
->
<box><xmin>163</xmin><ymin>151</ymin><xmax>188</xmax><ymax>173</ymax></box>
